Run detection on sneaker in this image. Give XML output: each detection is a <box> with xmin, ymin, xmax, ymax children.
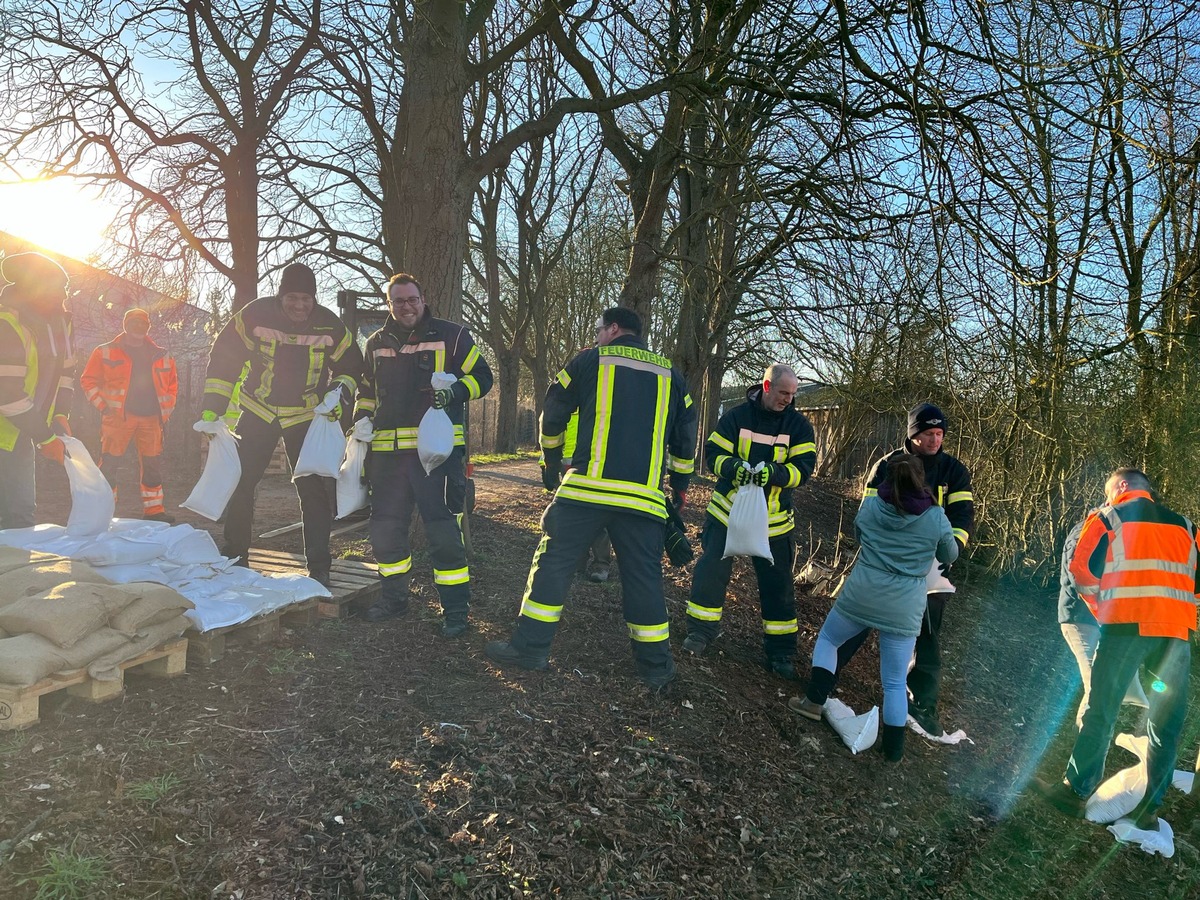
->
<box><xmin>682</xmin><ymin>632</ymin><xmax>718</xmax><ymax>656</ymax></box>
<box><xmin>908</xmin><ymin>702</ymin><xmax>944</xmax><ymax>738</ymax></box>
<box><xmin>484</xmin><ymin>641</ymin><xmax>549</xmax><ymax>671</ymax></box>
<box><xmin>788</xmin><ymin>695</ymin><xmax>824</xmax><ymax>721</ymax></box>
<box><xmin>365</xmin><ymin>598</ymin><xmax>409</xmax><ymax>622</ymax></box>
<box><xmin>441</xmin><ymin>617</ymin><xmax>469</xmax><ymax>638</ymax></box>
<box><xmin>766</xmin><ymin>657</ymin><xmax>799</xmax><ymax>681</ymax></box>
<box><xmin>144</xmin><ymin>512</ymin><xmax>176</xmax><ymax>524</ymax></box>
<box><xmin>1031</xmin><ymin>777</ymin><xmax>1087</xmax><ymax>819</ymax></box>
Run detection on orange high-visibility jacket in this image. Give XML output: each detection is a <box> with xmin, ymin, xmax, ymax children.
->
<box><xmin>80</xmin><ymin>335</ymin><xmax>178</xmax><ymax>422</ymax></box>
<box><xmin>1070</xmin><ymin>489</ymin><xmax>1200</xmax><ymax>640</ymax></box>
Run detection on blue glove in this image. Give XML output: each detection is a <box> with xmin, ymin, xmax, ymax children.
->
<box><xmin>432</xmin><ymin>388</ymin><xmax>455</xmax><ymax>410</ymax></box>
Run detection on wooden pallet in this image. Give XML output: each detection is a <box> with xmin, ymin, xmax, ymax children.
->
<box><xmin>184</xmin><ymin>599</ymin><xmax>318</xmax><ymax>666</ymax></box>
<box><xmin>248</xmin><ymin>548</ymin><xmax>380</xmax><ymax>619</ymax></box>
<box><xmin>0</xmin><ymin>638</ymin><xmax>188</xmax><ymax>731</ymax></box>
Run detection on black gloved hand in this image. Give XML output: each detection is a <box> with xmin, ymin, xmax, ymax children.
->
<box><xmin>938</xmin><ymin>562</ymin><xmax>953</xmax><ymax>577</ymax></box>
<box><xmin>753</xmin><ymin>463</ymin><xmax>776</xmax><ymax>488</ymax></box>
<box><xmin>731</xmin><ymin>464</ymin><xmax>753</xmax><ymax>487</ymax></box>
<box><xmin>542</xmin><ymin>464</ymin><xmax>561</xmax><ymax>493</ymax></box>
<box><xmin>432</xmin><ymin>387</ymin><xmax>455</xmax><ymax>410</ymax></box>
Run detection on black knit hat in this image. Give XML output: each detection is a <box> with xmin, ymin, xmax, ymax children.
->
<box><xmin>277</xmin><ymin>262</ymin><xmax>317</xmax><ymax>298</ymax></box>
<box><xmin>907</xmin><ymin>402</ymin><xmax>948</xmax><ymax>439</ymax></box>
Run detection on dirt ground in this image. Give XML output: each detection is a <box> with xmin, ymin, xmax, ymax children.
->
<box><xmin>3</xmin><ymin>458</ymin><xmax>1200</xmax><ymax>899</ymax></box>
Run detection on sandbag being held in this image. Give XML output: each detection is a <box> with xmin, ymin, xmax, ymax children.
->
<box><xmin>293</xmin><ymin>388</ymin><xmax>346</xmax><ymax>480</ymax></box>
<box><xmin>723</xmin><ymin>462</ymin><xmax>771</xmax><ymax>560</ymax></box>
<box><xmin>418</xmin><ymin>371</ymin><xmax>458</xmax><ymax>475</ymax></box>
<box><xmin>181</xmin><ymin>419</ymin><xmax>241</xmax><ymax>521</ymax></box>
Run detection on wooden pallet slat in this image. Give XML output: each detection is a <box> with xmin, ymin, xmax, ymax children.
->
<box><xmin>247</xmin><ymin>549</ymin><xmax>381</xmax><ymax>620</ymax></box>
<box><xmin>0</xmin><ymin>638</ymin><xmax>188</xmax><ymax>731</ymax></box>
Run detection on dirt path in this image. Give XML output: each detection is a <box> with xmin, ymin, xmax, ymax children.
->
<box><xmin>2</xmin><ymin>459</ymin><xmax>1198</xmax><ymax>898</ymax></box>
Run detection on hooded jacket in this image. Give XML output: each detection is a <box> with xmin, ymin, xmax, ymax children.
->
<box><xmin>834</xmin><ymin>495</ymin><xmax>959</xmax><ymax>636</ymax></box>
<box><xmin>865</xmin><ymin>440</ymin><xmax>973</xmax><ymax>549</ymax></box>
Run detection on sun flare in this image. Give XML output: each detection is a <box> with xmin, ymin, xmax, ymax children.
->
<box><xmin>0</xmin><ymin>179</ymin><xmax>114</xmax><ymax>261</ymax></box>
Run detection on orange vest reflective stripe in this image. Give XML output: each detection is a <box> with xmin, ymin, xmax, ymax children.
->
<box><xmin>1093</xmin><ymin>494</ymin><xmax>1198</xmax><ymax>640</ymax></box>
<box><xmin>80</xmin><ymin>340</ymin><xmax>178</xmax><ymax>421</ymax></box>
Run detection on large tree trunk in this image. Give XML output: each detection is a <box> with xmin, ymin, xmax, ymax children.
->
<box><xmin>493</xmin><ymin>345</ymin><xmax>522</xmax><ymax>454</ymax></box>
<box><xmin>382</xmin><ymin>0</ymin><xmax>471</xmax><ymax>320</ymax></box>
<box><xmin>226</xmin><ymin>141</ymin><xmax>260</xmax><ymax>310</ymax></box>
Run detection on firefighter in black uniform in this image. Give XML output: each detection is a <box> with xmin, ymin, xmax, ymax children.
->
<box><xmin>199</xmin><ymin>263</ymin><xmax>363</xmax><ymax>585</ymax></box>
<box><xmin>684</xmin><ymin>364</ymin><xmax>817</xmax><ymax>679</ymax></box>
<box><xmin>840</xmin><ymin>402</ymin><xmax>974</xmax><ymax>738</ymax></box>
<box><xmin>355</xmin><ymin>273</ymin><xmax>493</xmax><ymax>636</ymax></box>
<box><xmin>485</xmin><ymin>307</ymin><xmax>697</xmax><ymax>690</ymax></box>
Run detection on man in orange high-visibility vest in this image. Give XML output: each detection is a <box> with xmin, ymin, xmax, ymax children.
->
<box><xmin>1035</xmin><ymin>467</ymin><xmax>1200</xmax><ymax>833</ymax></box>
<box><xmin>80</xmin><ymin>308</ymin><xmax>178</xmax><ymax>520</ymax></box>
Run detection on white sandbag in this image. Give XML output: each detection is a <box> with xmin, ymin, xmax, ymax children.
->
<box><xmin>182</xmin><ymin>419</ymin><xmax>241</xmax><ymax>520</ymax></box>
<box><xmin>293</xmin><ymin>388</ymin><xmax>345</xmax><ymax>480</ymax></box>
<box><xmin>1108</xmin><ymin>817</ymin><xmax>1175</xmax><ymax>857</ymax></box>
<box><xmin>1086</xmin><ymin>733</ymin><xmax>1148</xmax><ymax>823</ymax></box>
<box><xmin>418</xmin><ymin>371</ymin><xmax>458</xmax><ymax>475</ymax></box>
<box><xmin>823</xmin><ymin>697</ymin><xmax>879</xmax><ymax>754</ymax></box>
<box><xmin>925</xmin><ymin>559</ymin><xmax>956</xmax><ymax>594</ymax></box>
<box><xmin>723</xmin><ymin>463</ymin><xmax>771</xmax><ymax>559</ymax></box>
<box><xmin>60</xmin><ymin>436</ymin><xmax>114</xmax><ymax>537</ymax></box>
<box><xmin>337</xmin><ymin>417</ymin><xmax>373</xmax><ymax>518</ymax></box>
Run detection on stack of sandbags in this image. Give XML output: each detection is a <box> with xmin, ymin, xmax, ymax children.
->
<box><xmin>0</xmin><ymin>547</ymin><xmax>193</xmax><ymax>687</ymax></box>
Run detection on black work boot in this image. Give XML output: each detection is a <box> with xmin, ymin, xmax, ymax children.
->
<box><xmin>365</xmin><ymin>575</ymin><xmax>410</xmax><ymax>622</ymax></box>
<box><xmin>881</xmin><ymin>724</ymin><xmax>906</xmax><ymax>762</ymax></box>
<box><xmin>484</xmin><ymin>641</ymin><xmax>549</xmax><ymax>670</ymax></box>
<box><xmin>441</xmin><ymin>612</ymin><xmax>469</xmax><ymax>638</ymax></box>
<box><xmin>765</xmin><ymin>655</ymin><xmax>799</xmax><ymax>681</ymax></box>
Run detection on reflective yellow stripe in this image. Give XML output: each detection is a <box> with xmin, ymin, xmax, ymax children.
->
<box><xmin>461</xmin><ymin>375</ymin><xmax>481</xmax><ymax>399</ymax></box>
<box><xmin>463</xmin><ymin>345</ymin><xmax>481</xmax><ymax>372</ymax></box>
<box><xmin>645</xmin><ymin>370</ymin><xmax>669</xmax><ymax>488</ymax></box>
<box><xmin>589</xmin><ymin>360</ymin><xmax>616</xmax><ymax>478</ymax></box>
<box><xmin>686</xmin><ymin>602</ymin><xmax>723</xmax><ymax>622</ymax></box>
<box><xmin>709</xmin><ymin>432</ymin><xmax>735</xmax><ymax>454</ymax></box>
<box><xmin>737</xmin><ymin>430</ymin><xmax>751</xmax><ymax>459</ymax></box>
<box><xmin>561</xmin><ymin>472</ymin><xmax>664</xmax><ymax>503</ymax></box>
<box><xmin>434</xmin><ymin>566</ymin><xmax>469</xmax><ymax>585</ymax></box>
<box><xmin>205</xmin><ymin>377</ymin><xmax>235</xmax><ymax>398</ymax></box>
<box><xmin>355</xmin><ymin>398</ymin><xmax>377</xmax><ymax>412</ymax></box>
<box><xmin>555</xmin><ymin>485</ymin><xmax>667</xmax><ymax>518</ymax></box>
<box><xmin>863</xmin><ymin>486</ymin><xmax>878</xmax><ymax>498</ymax></box>
<box><xmin>947</xmin><ymin>491</ymin><xmax>973</xmax><ymax>504</ymax></box>
<box><xmin>556</xmin><ymin>369</ymin><xmax>571</xmax><ymax>389</ymax></box>
<box><xmin>789</xmin><ymin>441</ymin><xmax>816</xmax><ymax>458</ymax></box>
<box><xmin>628</xmin><ymin>621</ymin><xmax>670</xmax><ymax>643</ymax></box>
<box><xmin>520</xmin><ymin>598</ymin><xmax>563</xmax><ymax>623</ymax></box>
<box><xmin>667</xmin><ymin>453</ymin><xmax>694</xmax><ymax>474</ymax></box>
<box><xmin>379</xmin><ymin>557</ymin><xmax>413</xmax><ymax>577</ymax></box>
<box><xmin>764</xmin><ymin>619</ymin><xmax>798</xmax><ymax>635</ymax></box>
<box><xmin>541</xmin><ymin>431</ymin><xmax>565</xmax><ymax>449</ymax></box>
<box><xmin>683</xmin><ymin>392</ymin><xmax>694</xmax><ymax>408</ymax></box>
<box><xmin>952</xmin><ymin>528</ymin><xmax>969</xmax><ymax>546</ymax></box>
<box><xmin>783</xmin><ymin>464</ymin><xmax>803</xmax><ymax>488</ymax></box>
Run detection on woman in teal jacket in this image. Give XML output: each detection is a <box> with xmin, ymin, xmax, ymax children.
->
<box><xmin>789</xmin><ymin>454</ymin><xmax>958</xmax><ymax>761</ymax></box>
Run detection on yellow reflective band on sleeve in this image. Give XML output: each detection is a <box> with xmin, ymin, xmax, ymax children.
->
<box><xmin>709</xmin><ymin>432</ymin><xmax>735</xmax><ymax>454</ymax></box>
<box><xmin>763</xmin><ymin>618</ymin><xmax>799</xmax><ymax>635</ymax></box>
<box><xmin>541</xmin><ymin>431</ymin><xmax>565</xmax><ymax>449</ymax></box>
<box><xmin>461</xmin><ymin>375</ymin><xmax>481</xmax><ymax>399</ymax></box>
<box><xmin>205</xmin><ymin>377</ymin><xmax>235</xmax><ymax>398</ymax></box>
<box><xmin>686</xmin><ymin>601</ymin><xmax>723</xmax><ymax>622</ymax></box>
<box><xmin>355</xmin><ymin>398</ymin><xmax>377</xmax><ymax>413</ymax></box>
<box><xmin>462</xmin><ymin>345</ymin><xmax>481</xmax><ymax>373</ymax></box>
<box><xmin>519</xmin><ymin>597</ymin><xmax>563</xmax><ymax>623</ymax></box>
<box><xmin>556</xmin><ymin>369</ymin><xmax>571</xmax><ymax>389</ymax></box>
<box><xmin>863</xmin><ymin>486</ymin><xmax>878</xmax><ymax>498</ymax></box>
<box><xmin>667</xmin><ymin>453</ymin><xmax>694</xmax><ymax>474</ymax></box>
<box><xmin>434</xmin><ymin>567</ymin><xmax>470</xmax><ymax>585</ymax></box>
<box><xmin>789</xmin><ymin>441</ymin><xmax>816</xmax><ymax>458</ymax></box>
<box><xmin>684</xmin><ymin>393</ymin><xmax>694</xmax><ymax>408</ymax></box>
<box><xmin>953</xmin><ymin>528</ymin><xmax>969</xmax><ymax>546</ymax></box>
<box><xmin>947</xmin><ymin>491</ymin><xmax>973</xmax><ymax>504</ymax></box>
<box><xmin>378</xmin><ymin>557</ymin><xmax>413</xmax><ymax>577</ymax></box>
<box><xmin>783</xmin><ymin>464</ymin><xmax>803</xmax><ymax>488</ymax></box>
<box><xmin>628</xmin><ymin>621</ymin><xmax>670</xmax><ymax>643</ymax></box>
<box><xmin>333</xmin><ymin>374</ymin><xmax>357</xmax><ymax>394</ymax></box>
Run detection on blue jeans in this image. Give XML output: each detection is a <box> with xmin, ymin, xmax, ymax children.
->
<box><xmin>813</xmin><ymin>607</ymin><xmax>916</xmax><ymax>727</ymax></box>
<box><xmin>1066</xmin><ymin>630</ymin><xmax>1190</xmax><ymax>812</ymax></box>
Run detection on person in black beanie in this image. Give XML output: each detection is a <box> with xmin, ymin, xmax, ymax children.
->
<box><xmin>197</xmin><ymin>261</ymin><xmax>364</xmax><ymax>586</ymax></box>
<box><xmin>829</xmin><ymin>401</ymin><xmax>974</xmax><ymax>739</ymax></box>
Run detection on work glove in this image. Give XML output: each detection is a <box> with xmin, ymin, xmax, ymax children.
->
<box><xmin>753</xmin><ymin>463</ymin><xmax>777</xmax><ymax>488</ymax></box>
<box><xmin>37</xmin><ymin>434</ymin><xmax>65</xmax><ymax>463</ymax></box>
<box><xmin>52</xmin><ymin>414</ymin><xmax>71</xmax><ymax>437</ymax></box>
<box><xmin>432</xmin><ymin>387</ymin><xmax>455</xmax><ymax>410</ymax></box>
<box><xmin>200</xmin><ymin>410</ymin><xmax>219</xmax><ymax>423</ymax></box>
<box><xmin>541</xmin><ymin>447</ymin><xmax>563</xmax><ymax>492</ymax></box>
<box><xmin>938</xmin><ymin>562</ymin><xmax>953</xmax><ymax>577</ymax></box>
<box><xmin>731</xmin><ymin>463</ymin><xmax>753</xmax><ymax>488</ymax></box>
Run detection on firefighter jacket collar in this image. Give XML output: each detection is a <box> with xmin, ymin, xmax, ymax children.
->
<box><xmin>383</xmin><ymin>308</ymin><xmax>432</xmax><ymax>341</ymax></box>
<box><xmin>747</xmin><ymin>385</ymin><xmax>792</xmax><ymax>418</ymax></box>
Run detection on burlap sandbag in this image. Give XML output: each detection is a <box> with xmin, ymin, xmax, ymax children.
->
<box><xmin>0</xmin><ymin>547</ymin><xmax>62</xmax><ymax>577</ymax></box>
<box><xmin>87</xmin><ymin>616</ymin><xmax>189</xmax><ymax>681</ymax></box>
<box><xmin>108</xmin><ymin>584</ymin><xmax>194</xmax><ymax>635</ymax></box>
<box><xmin>0</xmin><ymin>559</ymin><xmax>111</xmax><ymax>609</ymax></box>
<box><xmin>0</xmin><ymin>627</ymin><xmax>131</xmax><ymax>687</ymax></box>
<box><xmin>0</xmin><ymin>582</ymin><xmax>137</xmax><ymax>649</ymax></box>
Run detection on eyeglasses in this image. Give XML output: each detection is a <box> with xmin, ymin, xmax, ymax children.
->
<box><xmin>389</xmin><ymin>295</ymin><xmax>423</xmax><ymax>307</ymax></box>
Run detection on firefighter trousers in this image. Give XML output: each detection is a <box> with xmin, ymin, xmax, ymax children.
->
<box><xmin>686</xmin><ymin>517</ymin><xmax>798</xmax><ymax>661</ymax></box>
<box><xmin>368</xmin><ymin>449</ymin><xmax>469</xmax><ymax>619</ymax></box>
<box><xmin>223</xmin><ymin>412</ymin><xmax>334</xmax><ymax>576</ymax></box>
<box><xmin>98</xmin><ymin>413</ymin><xmax>165</xmax><ymax>515</ymax></box>
<box><xmin>0</xmin><ymin>437</ymin><xmax>35</xmax><ymax>529</ymax></box>
<box><xmin>510</xmin><ymin>501</ymin><xmax>674</xmax><ymax>686</ymax></box>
